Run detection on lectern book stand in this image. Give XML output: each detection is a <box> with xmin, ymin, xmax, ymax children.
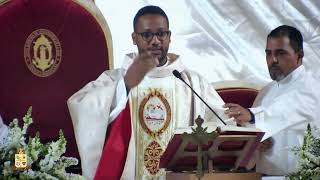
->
<box><xmin>160</xmin><ymin>116</ymin><xmax>264</xmax><ymax>180</ymax></box>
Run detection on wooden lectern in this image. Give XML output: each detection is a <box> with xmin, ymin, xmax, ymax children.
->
<box><xmin>160</xmin><ymin>116</ymin><xmax>264</xmax><ymax>180</ymax></box>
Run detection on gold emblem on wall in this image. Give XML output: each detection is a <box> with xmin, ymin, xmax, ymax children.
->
<box><xmin>24</xmin><ymin>29</ymin><xmax>62</xmax><ymax>77</ymax></box>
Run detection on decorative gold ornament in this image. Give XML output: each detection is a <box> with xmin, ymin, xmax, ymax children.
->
<box><xmin>14</xmin><ymin>148</ymin><xmax>27</xmax><ymax>169</ymax></box>
<box><xmin>144</xmin><ymin>141</ymin><xmax>163</xmax><ymax>175</ymax></box>
<box><xmin>24</xmin><ymin>29</ymin><xmax>62</xmax><ymax>77</ymax></box>
<box><xmin>139</xmin><ymin>89</ymin><xmax>171</xmax><ymax>139</ymax></box>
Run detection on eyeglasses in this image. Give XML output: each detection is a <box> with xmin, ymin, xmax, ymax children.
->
<box><xmin>136</xmin><ymin>31</ymin><xmax>171</xmax><ymax>42</ymax></box>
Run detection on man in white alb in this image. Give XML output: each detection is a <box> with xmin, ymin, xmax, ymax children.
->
<box><xmin>224</xmin><ymin>25</ymin><xmax>320</xmax><ymax>175</ymax></box>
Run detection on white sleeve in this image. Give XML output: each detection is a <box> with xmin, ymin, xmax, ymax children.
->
<box><xmin>248</xmin><ymin>90</ymin><xmax>316</xmax><ymax>141</ymax></box>
<box><xmin>67</xmin><ymin>69</ymin><xmax>128</xmax><ymax>180</ymax></box>
<box><xmin>248</xmin><ymin>106</ymin><xmax>264</xmax><ymax>127</ymax></box>
<box><xmin>109</xmin><ymin>78</ymin><xmax>129</xmax><ymax>122</ymax></box>
<box><xmin>0</xmin><ymin>115</ymin><xmax>8</xmax><ymax>145</ymax></box>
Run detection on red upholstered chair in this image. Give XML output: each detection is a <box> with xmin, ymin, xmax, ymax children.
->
<box><xmin>213</xmin><ymin>81</ymin><xmax>260</xmax><ymax>109</ymax></box>
<box><xmin>0</xmin><ymin>0</ymin><xmax>113</xmax><ymax>162</ymax></box>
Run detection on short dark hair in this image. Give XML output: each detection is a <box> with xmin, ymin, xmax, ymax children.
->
<box><xmin>133</xmin><ymin>5</ymin><xmax>169</xmax><ymax>32</ymax></box>
<box><xmin>267</xmin><ymin>25</ymin><xmax>303</xmax><ymax>52</ymax></box>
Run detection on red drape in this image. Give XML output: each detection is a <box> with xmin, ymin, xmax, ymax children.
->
<box><xmin>94</xmin><ymin>103</ymin><xmax>132</xmax><ymax>180</ymax></box>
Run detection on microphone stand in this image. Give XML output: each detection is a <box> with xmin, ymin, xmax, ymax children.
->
<box><xmin>173</xmin><ymin>70</ymin><xmax>227</xmax><ymax>125</ymax></box>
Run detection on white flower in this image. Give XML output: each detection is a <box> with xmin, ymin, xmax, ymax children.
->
<box><xmin>0</xmin><ymin>107</ymin><xmax>85</xmax><ymax>180</ymax></box>
<box><xmin>286</xmin><ymin>124</ymin><xmax>320</xmax><ymax>179</ymax></box>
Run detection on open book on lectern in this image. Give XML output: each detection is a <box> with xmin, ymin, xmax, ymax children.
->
<box><xmin>159</xmin><ymin>117</ymin><xmax>265</xmax><ymax>174</ymax></box>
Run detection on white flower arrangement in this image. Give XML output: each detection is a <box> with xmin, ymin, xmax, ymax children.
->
<box><xmin>0</xmin><ymin>107</ymin><xmax>85</xmax><ymax>180</ymax></box>
<box><xmin>286</xmin><ymin>124</ymin><xmax>320</xmax><ymax>180</ymax></box>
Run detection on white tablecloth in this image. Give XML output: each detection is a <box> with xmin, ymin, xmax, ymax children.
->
<box><xmin>262</xmin><ymin>176</ymin><xmax>285</xmax><ymax>180</ymax></box>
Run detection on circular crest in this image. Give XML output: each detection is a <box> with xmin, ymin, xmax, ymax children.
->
<box><xmin>139</xmin><ymin>90</ymin><xmax>171</xmax><ymax>138</ymax></box>
<box><xmin>24</xmin><ymin>29</ymin><xmax>62</xmax><ymax>77</ymax></box>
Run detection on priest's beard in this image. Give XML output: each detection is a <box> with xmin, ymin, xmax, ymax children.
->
<box><xmin>156</xmin><ymin>47</ymin><xmax>169</xmax><ymax>67</ymax></box>
<box><xmin>157</xmin><ymin>54</ymin><xmax>168</xmax><ymax>67</ymax></box>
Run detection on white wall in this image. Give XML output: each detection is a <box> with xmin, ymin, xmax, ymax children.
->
<box><xmin>96</xmin><ymin>0</ymin><xmax>320</xmax><ymax>87</ymax></box>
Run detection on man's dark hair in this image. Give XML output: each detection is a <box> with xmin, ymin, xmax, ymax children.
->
<box><xmin>267</xmin><ymin>25</ymin><xmax>303</xmax><ymax>52</ymax></box>
<box><xmin>133</xmin><ymin>5</ymin><xmax>169</xmax><ymax>32</ymax></box>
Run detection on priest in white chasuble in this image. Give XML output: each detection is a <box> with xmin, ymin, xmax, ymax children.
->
<box><xmin>67</xmin><ymin>5</ymin><xmax>231</xmax><ymax>180</ymax></box>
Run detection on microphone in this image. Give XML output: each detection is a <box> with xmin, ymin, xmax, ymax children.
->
<box><xmin>172</xmin><ymin>70</ymin><xmax>227</xmax><ymax>125</ymax></box>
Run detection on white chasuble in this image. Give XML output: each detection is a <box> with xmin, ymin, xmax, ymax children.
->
<box><xmin>68</xmin><ymin>53</ymin><xmax>230</xmax><ymax>180</ymax></box>
<box><xmin>127</xmin><ymin>55</ymin><xmax>192</xmax><ymax>180</ymax></box>
<box><xmin>126</xmin><ymin>54</ymin><xmax>229</xmax><ymax>179</ymax></box>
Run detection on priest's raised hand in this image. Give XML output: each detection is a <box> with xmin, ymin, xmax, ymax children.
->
<box><xmin>124</xmin><ymin>52</ymin><xmax>159</xmax><ymax>91</ymax></box>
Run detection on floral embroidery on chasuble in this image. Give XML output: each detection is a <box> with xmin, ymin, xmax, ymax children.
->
<box><xmin>130</xmin><ymin>76</ymin><xmax>177</xmax><ymax>180</ymax></box>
